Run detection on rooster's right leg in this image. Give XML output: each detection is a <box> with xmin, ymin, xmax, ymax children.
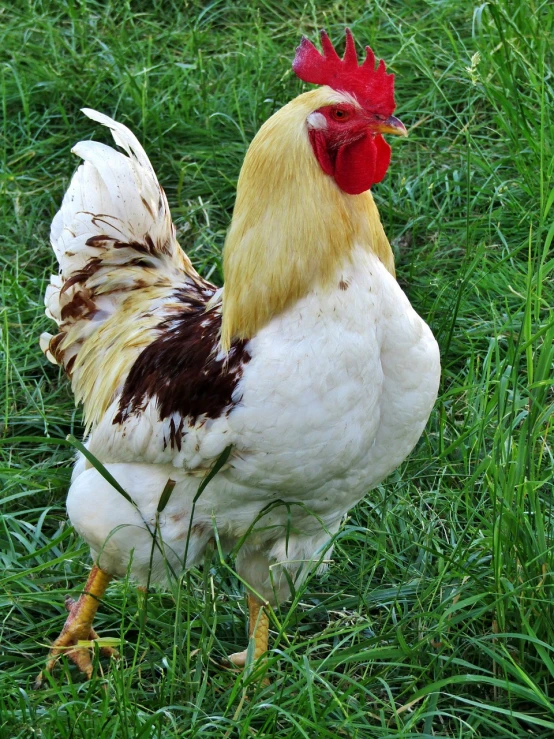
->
<box><xmin>35</xmin><ymin>565</ymin><xmax>114</xmax><ymax>687</ymax></box>
<box><xmin>228</xmin><ymin>594</ymin><xmax>269</xmax><ymax>667</ymax></box>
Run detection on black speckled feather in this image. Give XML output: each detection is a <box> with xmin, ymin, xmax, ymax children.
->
<box><xmin>114</xmin><ymin>288</ymin><xmax>251</xmax><ymax>439</ymax></box>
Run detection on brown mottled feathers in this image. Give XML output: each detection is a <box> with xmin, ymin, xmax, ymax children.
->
<box><xmin>114</xmin><ymin>288</ymin><xmax>250</xmax><ymax>436</ymax></box>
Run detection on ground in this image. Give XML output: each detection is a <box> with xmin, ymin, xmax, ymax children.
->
<box><xmin>1</xmin><ymin>0</ymin><xmax>553</xmax><ymax>737</ymax></box>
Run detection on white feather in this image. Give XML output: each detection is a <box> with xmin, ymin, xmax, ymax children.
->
<box><xmin>44</xmin><ymin>109</ymin><xmax>188</xmax><ymax>338</ymax></box>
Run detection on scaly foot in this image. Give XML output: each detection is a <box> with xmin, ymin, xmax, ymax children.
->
<box><xmin>35</xmin><ymin>565</ymin><xmax>113</xmax><ymax>687</ymax></box>
<box><xmin>228</xmin><ymin>594</ymin><xmax>269</xmax><ymax>667</ymax></box>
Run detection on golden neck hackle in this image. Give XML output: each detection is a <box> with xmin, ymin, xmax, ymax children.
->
<box><xmin>220</xmin><ymin>87</ymin><xmax>395</xmax><ymax>350</ymax></box>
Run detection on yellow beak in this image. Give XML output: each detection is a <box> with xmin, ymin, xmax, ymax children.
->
<box><xmin>374</xmin><ymin>115</ymin><xmax>408</xmax><ymax>137</ymax></box>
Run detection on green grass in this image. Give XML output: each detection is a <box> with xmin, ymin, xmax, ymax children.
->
<box><xmin>1</xmin><ymin>0</ymin><xmax>553</xmax><ymax>736</ymax></box>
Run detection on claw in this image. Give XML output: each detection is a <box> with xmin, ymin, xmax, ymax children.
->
<box><xmin>227</xmin><ymin>649</ymin><xmax>249</xmax><ymax>668</ymax></box>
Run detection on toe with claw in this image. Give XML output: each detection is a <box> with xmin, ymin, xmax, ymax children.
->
<box><xmin>35</xmin><ymin>565</ymin><xmax>113</xmax><ymax>687</ymax></box>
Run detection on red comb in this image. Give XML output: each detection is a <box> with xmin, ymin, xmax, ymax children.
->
<box><xmin>292</xmin><ymin>28</ymin><xmax>395</xmax><ymax>117</ymax></box>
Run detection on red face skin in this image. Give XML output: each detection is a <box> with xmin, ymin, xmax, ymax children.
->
<box><xmin>308</xmin><ymin>103</ymin><xmax>405</xmax><ymax>195</ymax></box>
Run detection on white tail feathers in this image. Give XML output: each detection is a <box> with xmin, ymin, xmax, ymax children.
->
<box><xmin>49</xmin><ymin>108</ymin><xmax>191</xmax><ymax>284</ymax></box>
<box><xmin>41</xmin><ymin>109</ymin><xmax>197</xmax><ymax>372</ymax></box>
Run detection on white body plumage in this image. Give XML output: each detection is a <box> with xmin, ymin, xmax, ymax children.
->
<box><xmin>67</xmin><ymin>248</ymin><xmax>439</xmax><ymax>602</ymax></box>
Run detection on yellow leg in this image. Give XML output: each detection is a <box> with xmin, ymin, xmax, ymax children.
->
<box><xmin>228</xmin><ymin>594</ymin><xmax>269</xmax><ymax>667</ymax></box>
<box><xmin>35</xmin><ymin>565</ymin><xmax>113</xmax><ymax>687</ymax></box>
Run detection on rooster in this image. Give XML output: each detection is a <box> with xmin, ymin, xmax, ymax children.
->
<box><xmin>37</xmin><ymin>29</ymin><xmax>440</xmax><ymax>683</ymax></box>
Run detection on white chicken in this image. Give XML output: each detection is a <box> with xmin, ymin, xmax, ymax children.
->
<box><xmin>37</xmin><ymin>29</ymin><xmax>440</xmax><ymax>682</ymax></box>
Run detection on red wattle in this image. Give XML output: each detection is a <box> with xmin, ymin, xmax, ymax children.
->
<box><xmin>309</xmin><ymin>130</ymin><xmax>393</xmax><ymax>195</ymax></box>
<box><xmin>334</xmin><ymin>133</ymin><xmax>377</xmax><ymax>195</ymax></box>
<box><xmin>372</xmin><ymin>134</ymin><xmax>392</xmax><ymax>184</ymax></box>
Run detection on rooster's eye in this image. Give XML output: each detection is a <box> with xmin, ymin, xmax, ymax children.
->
<box><xmin>331</xmin><ymin>108</ymin><xmax>350</xmax><ymax>122</ymax></box>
